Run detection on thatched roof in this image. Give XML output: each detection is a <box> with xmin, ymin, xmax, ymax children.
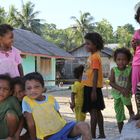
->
<box><xmin>13</xmin><ymin>29</ymin><xmax>73</xmax><ymax>59</ymax></box>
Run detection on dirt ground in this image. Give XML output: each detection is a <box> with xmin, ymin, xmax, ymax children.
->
<box><xmin>47</xmin><ymin>87</ymin><xmax>137</xmax><ymax>140</ymax></box>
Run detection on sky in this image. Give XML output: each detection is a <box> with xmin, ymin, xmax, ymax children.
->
<box><xmin>1</xmin><ymin>0</ymin><xmax>140</xmax><ymax>31</ymax></box>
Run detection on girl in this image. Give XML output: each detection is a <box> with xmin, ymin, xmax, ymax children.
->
<box><xmin>0</xmin><ymin>74</ymin><xmax>23</xmax><ymax>140</ymax></box>
<box><xmin>131</xmin><ymin>3</ymin><xmax>140</xmax><ymax>95</ymax></box>
<box><xmin>109</xmin><ymin>48</ymin><xmax>134</xmax><ymax>133</ymax></box>
<box><xmin>22</xmin><ymin>72</ymin><xmax>92</xmax><ymax>140</ymax></box>
<box><xmin>70</xmin><ymin>65</ymin><xmax>86</xmax><ymax>122</ymax></box>
<box><xmin>0</xmin><ymin>24</ymin><xmax>24</xmax><ymax>77</ymax></box>
<box><xmin>82</xmin><ymin>32</ymin><xmax>105</xmax><ymax>138</ymax></box>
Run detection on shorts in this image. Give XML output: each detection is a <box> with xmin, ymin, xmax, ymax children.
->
<box><xmin>0</xmin><ymin>110</ymin><xmax>19</xmax><ymax>139</ymax></box>
<box><xmin>114</xmin><ymin>95</ymin><xmax>132</xmax><ymax>122</ymax></box>
<box><xmin>82</xmin><ymin>86</ymin><xmax>105</xmax><ymax>113</ymax></box>
<box><xmin>48</xmin><ymin>121</ymin><xmax>80</xmax><ymax>140</ymax></box>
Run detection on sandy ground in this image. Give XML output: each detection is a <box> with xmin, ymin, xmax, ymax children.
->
<box><xmin>47</xmin><ymin>86</ymin><xmax>137</xmax><ymax>140</ymax></box>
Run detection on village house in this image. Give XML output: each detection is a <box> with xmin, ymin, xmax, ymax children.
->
<box><xmin>13</xmin><ymin>29</ymin><xmax>73</xmax><ymax>86</ymax></box>
<box><xmin>62</xmin><ymin>44</ymin><xmax>115</xmax><ymax>81</ymax></box>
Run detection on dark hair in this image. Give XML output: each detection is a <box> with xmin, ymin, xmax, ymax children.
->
<box><xmin>12</xmin><ymin>77</ymin><xmax>24</xmax><ymax>90</ymax></box>
<box><xmin>0</xmin><ymin>24</ymin><xmax>14</xmax><ymax>36</ymax></box>
<box><xmin>135</xmin><ymin>7</ymin><xmax>140</xmax><ymax>23</ymax></box>
<box><xmin>73</xmin><ymin>65</ymin><xmax>84</xmax><ymax>79</ymax></box>
<box><xmin>0</xmin><ymin>74</ymin><xmax>12</xmax><ymax>90</ymax></box>
<box><xmin>24</xmin><ymin>72</ymin><xmax>44</xmax><ymax>87</ymax></box>
<box><xmin>84</xmin><ymin>32</ymin><xmax>104</xmax><ymax>50</ymax></box>
<box><xmin>114</xmin><ymin>47</ymin><xmax>132</xmax><ymax>62</ymax></box>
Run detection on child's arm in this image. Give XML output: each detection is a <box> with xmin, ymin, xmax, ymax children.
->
<box><xmin>70</xmin><ymin>92</ymin><xmax>75</xmax><ymax>111</ymax></box>
<box><xmin>14</xmin><ymin>116</ymin><xmax>24</xmax><ymax>140</ymax></box>
<box><xmin>24</xmin><ymin>112</ymin><xmax>37</xmax><ymax>140</ymax></box>
<box><xmin>91</xmin><ymin>69</ymin><xmax>98</xmax><ymax>101</ymax></box>
<box><xmin>109</xmin><ymin>68</ymin><xmax>129</xmax><ymax>97</ymax></box>
<box><xmin>18</xmin><ymin>64</ymin><xmax>24</xmax><ymax>77</ymax></box>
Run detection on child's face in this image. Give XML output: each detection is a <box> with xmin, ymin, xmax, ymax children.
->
<box><xmin>0</xmin><ymin>80</ymin><xmax>11</xmax><ymax>101</ymax></box>
<box><xmin>84</xmin><ymin>39</ymin><xmax>96</xmax><ymax>53</ymax></box>
<box><xmin>116</xmin><ymin>53</ymin><xmax>128</xmax><ymax>70</ymax></box>
<box><xmin>13</xmin><ymin>84</ymin><xmax>25</xmax><ymax>101</ymax></box>
<box><xmin>0</xmin><ymin>31</ymin><xmax>14</xmax><ymax>48</ymax></box>
<box><xmin>25</xmin><ymin>79</ymin><xmax>44</xmax><ymax>100</ymax></box>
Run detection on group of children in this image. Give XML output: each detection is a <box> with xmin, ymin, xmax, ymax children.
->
<box><xmin>1</xmin><ymin>2</ymin><xmax>140</xmax><ymax>140</ymax></box>
<box><xmin>0</xmin><ymin>24</ymin><xmax>92</xmax><ymax>140</ymax></box>
<box><xmin>70</xmin><ymin>3</ymin><xmax>140</xmax><ymax>139</ymax></box>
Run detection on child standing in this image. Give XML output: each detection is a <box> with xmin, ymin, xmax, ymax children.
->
<box><xmin>22</xmin><ymin>72</ymin><xmax>92</xmax><ymax>140</ymax></box>
<box><xmin>0</xmin><ymin>74</ymin><xmax>23</xmax><ymax>140</ymax></box>
<box><xmin>70</xmin><ymin>65</ymin><xmax>86</xmax><ymax>122</ymax></box>
<box><xmin>82</xmin><ymin>32</ymin><xmax>105</xmax><ymax>138</ymax></box>
<box><xmin>131</xmin><ymin>3</ymin><xmax>140</xmax><ymax>95</ymax></box>
<box><xmin>0</xmin><ymin>24</ymin><xmax>24</xmax><ymax>77</ymax></box>
<box><xmin>109</xmin><ymin>48</ymin><xmax>134</xmax><ymax>133</ymax></box>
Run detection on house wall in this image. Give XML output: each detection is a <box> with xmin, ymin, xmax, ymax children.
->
<box><xmin>37</xmin><ymin>57</ymin><xmax>56</xmax><ymax>86</ymax></box>
<box><xmin>22</xmin><ymin>56</ymin><xmax>56</xmax><ymax>86</ymax></box>
<box><xmin>22</xmin><ymin>55</ymin><xmax>35</xmax><ymax>74</ymax></box>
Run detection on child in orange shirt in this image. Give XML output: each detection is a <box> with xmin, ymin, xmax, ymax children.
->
<box><xmin>82</xmin><ymin>32</ymin><xmax>105</xmax><ymax>139</ymax></box>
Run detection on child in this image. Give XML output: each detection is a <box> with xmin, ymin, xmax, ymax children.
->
<box><xmin>82</xmin><ymin>32</ymin><xmax>105</xmax><ymax>138</ymax></box>
<box><xmin>0</xmin><ymin>74</ymin><xmax>23</xmax><ymax>140</ymax></box>
<box><xmin>109</xmin><ymin>48</ymin><xmax>134</xmax><ymax>133</ymax></box>
<box><xmin>22</xmin><ymin>72</ymin><xmax>92</xmax><ymax>140</ymax></box>
<box><xmin>131</xmin><ymin>3</ymin><xmax>140</xmax><ymax>95</ymax></box>
<box><xmin>70</xmin><ymin>65</ymin><xmax>86</xmax><ymax>122</ymax></box>
<box><xmin>0</xmin><ymin>24</ymin><xmax>24</xmax><ymax>77</ymax></box>
<box><xmin>12</xmin><ymin>76</ymin><xmax>25</xmax><ymax>104</ymax></box>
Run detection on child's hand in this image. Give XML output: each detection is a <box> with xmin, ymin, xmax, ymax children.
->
<box><xmin>121</xmin><ymin>88</ymin><xmax>130</xmax><ymax>98</ymax></box>
<box><xmin>70</xmin><ymin>102</ymin><xmax>75</xmax><ymax>111</ymax></box>
<box><xmin>91</xmin><ymin>89</ymin><xmax>97</xmax><ymax>102</ymax></box>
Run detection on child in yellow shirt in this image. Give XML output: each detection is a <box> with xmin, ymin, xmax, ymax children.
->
<box><xmin>70</xmin><ymin>65</ymin><xmax>86</xmax><ymax>121</ymax></box>
<box><xmin>22</xmin><ymin>72</ymin><xmax>92</xmax><ymax>140</ymax></box>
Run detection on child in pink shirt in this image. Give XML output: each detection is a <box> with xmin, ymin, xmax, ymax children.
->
<box><xmin>0</xmin><ymin>24</ymin><xmax>24</xmax><ymax>77</ymax></box>
<box><xmin>131</xmin><ymin>4</ymin><xmax>140</xmax><ymax>95</ymax></box>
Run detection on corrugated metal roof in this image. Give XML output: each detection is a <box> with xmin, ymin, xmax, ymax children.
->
<box><xmin>13</xmin><ymin>29</ymin><xmax>73</xmax><ymax>58</ymax></box>
<box><xmin>70</xmin><ymin>44</ymin><xmax>114</xmax><ymax>57</ymax></box>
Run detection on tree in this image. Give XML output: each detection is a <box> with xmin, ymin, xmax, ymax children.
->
<box><xmin>71</xmin><ymin>11</ymin><xmax>95</xmax><ymax>44</ymax></box>
<box><xmin>0</xmin><ymin>7</ymin><xmax>7</xmax><ymax>24</ymax></box>
<box><xmin>115</xmin><ymin>26</ymin><xmax>133</xmax><ymax>48</ymax></box>
<box><xmin>95</xmin><ymin>19</ymin><xmax>114</xmax><ymax>43</ymax></box>
<box><xmin>123</xmin><ymin>24</ymin><xmax>135</xmax><ymax>34</ymax></box>
<box><xmin>7</xmin><ymin>1</ymin><xmax>42</xmax><ymax>35</ymax></box>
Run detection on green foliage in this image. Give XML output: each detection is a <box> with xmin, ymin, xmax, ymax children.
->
<box><xmin>71</xmin><ymin>11</ymin><xmax>95</xmax><ymax>44</ymax></box>
<box><xmin>115</xmin><ymin>26</ymin><xmax>133</xmax><ymax>48</ymax></box>
<box><xmin>0</xmin><ymin>7</ymin><xmax>7</xmax><ymax>24</ymax></box>
<box><xmin>7</xmin><ymin>2</ymin><xmax>42</xmax><ymax>35</ymax></box>
<box><xmin>95</xmin><ymin>19</ymin><xmax>114</xmax><ymax>44</ymax></box>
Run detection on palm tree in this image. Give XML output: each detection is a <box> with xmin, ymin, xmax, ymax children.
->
<box><xmin>8</xmin><ymin>1</ymin><xmax>43</xmax><ymax>35</ymax></box>
<box><xmin>71</xmin><ymin>11</ymin><xmax>95</xmax><ymax>43</ymax></box>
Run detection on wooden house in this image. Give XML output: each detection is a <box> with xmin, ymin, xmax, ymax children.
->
<box><xmin>63</xmin><ymin>44</ymin><xmax>114</xmax><ymax>80</ymax></box>
<box><xmin>13</xmin><ymin>29</ymin><xmax>73</xmax><ymax>86</ymax></box>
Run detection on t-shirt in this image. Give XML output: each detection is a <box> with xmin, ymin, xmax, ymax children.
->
<box><xmin>72</xmin><ymin>81</ymin><xmax>84</xmax><ymax>107</ymax></box>
<box><xmin>0</xmin><ymin>47</ymin><xmax>22</xmax><ymax>77</ymax></box>
<box><xmin>22</xmin><ymin>95</ymin><xmax>66</xmax><ymax>139</ymax></box>
<box><xmin>133</xmin><ymin>30</ymin><xmax>140</xmax><ymax>66</ymax></box>
<box><xmin>111</xmin><ymin>66</ymin><xmax>131</xmax><ymax>99</ymax></box>
<box><xmin>82</xmin><ymin>52</ymin><xmax>103</xmax><ymax>87</ymax></box>
<box><xmin>0</xmin><ymin>96</ymin><xmax>22</xmax><ymax>121</ymax></box>
<box><xmin>22</xmin><ymin>94</ymin><xmax>60</xmax><ymax>113</ymax></box>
